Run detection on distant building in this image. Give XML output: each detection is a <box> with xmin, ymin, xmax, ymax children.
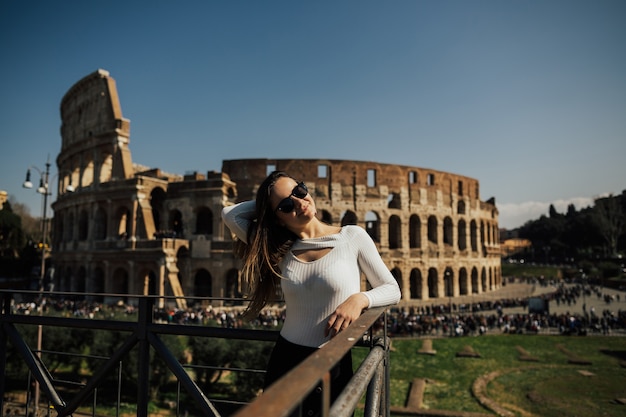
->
<box><xmin>500</xmin><ymin>238</ymin><xmax>532</xmax><ymax>258</ymax></box>
<box><xmin>51</xmin><ymin>69</ymin><xmax>501</xmax><ymax>309</ymax></box>
<box><xmin>0</xmin><ymin>191</ymin><xmax>7</xmax><ymax>210</ymax></box>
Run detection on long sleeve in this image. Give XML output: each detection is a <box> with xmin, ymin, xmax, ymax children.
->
<box><xmin>281</xmin><ymin>226</ymin><xmax>400</xmax><ymax>347</ymax></box>
<box><xmin>352</xmin><ymin>227</ymin><xmax>402</xmax><ymax>308</ymax></box>
<box><xmin>221</xmin><ymin>200</ymin><xmax>256</xmax><ymax>243</ymax></box>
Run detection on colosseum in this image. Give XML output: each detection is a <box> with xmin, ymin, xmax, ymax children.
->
<box><xmin>50</xmin><ymin>69</ymin><xmax>501</xmax><ymax>309</ymax></box>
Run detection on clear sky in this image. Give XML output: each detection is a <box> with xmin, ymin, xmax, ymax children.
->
<box><xmin>1</xmin><ymin>0</ymin><xmax>624</xmax><ymax>229</ymax></box>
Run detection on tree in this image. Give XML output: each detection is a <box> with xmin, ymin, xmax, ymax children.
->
<box><xmin>0</xmin><ymin>201</ymin><xmax>26</xmax><ymax>258</ymax></box>
<box><xmin>593</xmin><ymin>194</ymin><xmax>625</xmax><ymax>257</ymax></box>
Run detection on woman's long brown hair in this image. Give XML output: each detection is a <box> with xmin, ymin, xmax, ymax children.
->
<box><xmin>235</xmin><ymin>171</ymin><xmax>297</xmax><ymax>319</ymax></box>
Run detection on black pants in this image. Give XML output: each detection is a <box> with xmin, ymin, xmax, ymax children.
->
<box><xmin>264</xmin><ymin>335</ymin><xmax>354</xmax><ymax>417</ymax></box>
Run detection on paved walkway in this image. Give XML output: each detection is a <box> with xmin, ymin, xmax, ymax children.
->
<box><xmin>406</xmin><ymin>280</ymin><xmax>625</xmax><ymax>316</ymax></box>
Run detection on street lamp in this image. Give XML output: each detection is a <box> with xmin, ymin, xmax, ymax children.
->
<box><xmin>445</xmin><ymin>269</ymin><xmax>453</xmax><ymax>337</ymax></box>
<box><xmin>22</xmin><ymin>156</ymin><xmax>74</xmax><ymax>414</ymax></box>
<box><xmin>23</xmin><ymin>158</ymin><xmax>52</xmax><ymax>415</ymax></box>
<box><xmin>23</xmin><ymin>161</ymin><xmax>51</xmax><ymax>293</ymax></box>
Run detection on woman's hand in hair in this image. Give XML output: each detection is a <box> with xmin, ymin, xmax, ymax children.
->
<box><xmin>325</xmin><ymin>293</ymin><xmax>370</xmax><ymax>338</ymax></box>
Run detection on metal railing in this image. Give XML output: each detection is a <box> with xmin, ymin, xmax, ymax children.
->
<box><xmin>0</xmin><ymin>290</ymin><xmax>391</xmax><ymax>417</ymax></box>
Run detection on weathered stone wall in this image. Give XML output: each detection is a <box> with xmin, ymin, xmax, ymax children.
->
<box><xmin>222</xmin><ymin>159</ymin><xmax>501</xmax><ymax>302</ymax></box>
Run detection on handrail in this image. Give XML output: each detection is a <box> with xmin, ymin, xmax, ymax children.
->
<box><xmin>231</xmin><ymin>307</ymin><xmax>388</xmax><ymax>417</ymax></box>
<box><xmin>0</xmin><ymin>290</ymin><xmax>390</xmax><ymax>417</ymax></box>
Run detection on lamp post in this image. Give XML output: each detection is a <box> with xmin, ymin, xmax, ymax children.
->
<box><xmin>23</xmin><ymin>159</ymin><xmax>74</xmax><ymax>415</ymax></box>
<box><xmin>445</xmin><ymin>270</ymin><xmax>453</xmax><ymax>337</ymax></box>
<box><xmin>22</xmin><ymin>157</ymin><xmax>52</xmax><ymax>416</ymax></box>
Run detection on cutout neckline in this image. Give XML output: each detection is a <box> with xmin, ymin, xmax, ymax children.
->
<box><xmin>292</xmin><ymin>247</ymin><xmax>333</xmax><ymax>262</ymax></box>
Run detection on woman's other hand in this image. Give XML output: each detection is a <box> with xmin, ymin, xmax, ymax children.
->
<box><xmin>325</xmin><ymin>293</ymin><xmax>370</xmax><ymax>338</ymax></box>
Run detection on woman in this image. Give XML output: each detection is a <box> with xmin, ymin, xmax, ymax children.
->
<box><xmin>221</xmin><ymin>171</ymin><xmax>401</xmax><ymax>415</ymax></box>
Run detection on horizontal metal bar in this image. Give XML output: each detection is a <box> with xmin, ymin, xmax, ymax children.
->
<box><xmin>231</xmin><ymin>307</ymin><xmax>386</xmax><ymax>417</ymax></box>
<box><xmin>3</xmin><ymin>313</ymin><xmax>280</xmax><ymax>341</ymax></box>
<box><xmin>330</xmin><ymin>343</ymin><xmax>385</xmax><ymax>417</ymax></box>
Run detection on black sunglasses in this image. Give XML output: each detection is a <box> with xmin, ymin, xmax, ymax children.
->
<box><xmin>275</xmin><ymin>182</ymin><xmax>308</xmax><ymax>213</ymax></box>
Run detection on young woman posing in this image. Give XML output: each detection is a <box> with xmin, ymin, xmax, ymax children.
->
<box><xmin>221</xmin><ymin>171</ymin><xmax>401</xmax><ymax>416</ymax></box>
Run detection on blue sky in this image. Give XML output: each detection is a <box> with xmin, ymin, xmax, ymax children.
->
<box><xmin>1</xmin><ymin>0</ymin><xmax>624</xmax><ymax>229</ymax></box>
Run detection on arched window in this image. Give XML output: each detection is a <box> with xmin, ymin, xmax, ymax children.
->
<box><xmin>365</xmin><ymin>211</ymin><xmax>379</xmax><ymax>242</ymax></box>
<box><xmin>195</xmin><ymin>207</ymin><xmax>213</xmax><ymax>235</ymax></box>
<box><xmin>388</xmin><ymin>215</ymin><xmax>402</xmax><ymax>249</ymax></box>
<box><xmin>94</xmin><ymin>207</ymin><xmax>107</xmax><ymax>240</ymax></box>
<box><xmin>427</xmin><ymin>216</ymin><xmax>438</xmax><ymax>244</ymax></box>
<box><xmin>409</xmin><ymin>215</ymin><xmax>421</xmax><ymax>248</ymax></box>
<box><xmin>169</xmin><ymin>209</ymin><xmax>184</xmax><ymax>237</ymax></box>
<box><xmin>341</xmin><ymin>210</ymin><xmax>357</xmax><ymax>226</ymax></box>
<box><xmin>470</xmin><ymin>220</ymin><xmax>478</xmax><ymax>251</ymax></box>
<box><xmin>194</xmin><ymin>269</ymin><xmax>212</xmax><ymax>298</ymax></box>
<box><xmin>458</xmin><ymin>219</ymin><xmax>467</xmax><ymax>251</ymax></box>
<box><xmin>409</xmin><ymin>269</ymin><xmax>422</xmax><ymax>299</ymax></box>
<box><xmin>78</xmin><ymin>209</ymin><xmax>89</xmax><ymax>241</ymax></box>
<box><xmin>443</xmin><ymin>217</ymin><xmax>453</xmax><ymax>246</ymax></box>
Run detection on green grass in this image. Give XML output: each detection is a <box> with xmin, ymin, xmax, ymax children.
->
<box><xmin>353</xmin><ymin>335</ymin><xmax>626</xmax><ymax>417</ymax></box>
<box><xmin>500</xmin><ymin>263</ymin><xmax>563</xmax><ymax>280</ymax></box>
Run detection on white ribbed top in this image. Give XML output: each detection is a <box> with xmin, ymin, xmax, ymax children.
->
<box><xmin>222</xmin><ymin>201</ymin><xmax>401</xmax><ymax>347</ymax></box>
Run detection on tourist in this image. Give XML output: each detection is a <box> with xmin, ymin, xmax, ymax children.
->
<box><xmin>221</xmin><ymin>171</ymin><xmax>401</xmax><ymax>416</ymax></box>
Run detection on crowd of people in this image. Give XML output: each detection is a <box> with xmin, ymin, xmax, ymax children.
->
<box><xmin>386</xmin><ymin>282</ymin><xmax>625</xmax><ymax>337</ymax></box>
<box><xmin>9</xmin><ymin>282</ymin><xmax>626</xmax><ymax>338</ymax></box>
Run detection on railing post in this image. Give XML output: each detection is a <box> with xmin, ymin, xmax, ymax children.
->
<box><xmin>383</xmin><ymin>312</ymin><xmax>391</xmax><ymax>417</ymax></box>
<box><xmin>0</xmin><ymin>292</ymin><xmax>11</xmax><ymax>413</ymax></box>
<box><xmin>137</xmin><ymin>297</ymin><xmax>153</xmax><ymax>417</ymax></box>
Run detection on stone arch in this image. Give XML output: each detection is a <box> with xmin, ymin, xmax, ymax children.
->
<box><xmin>481</xmin><ymin>267</ymin><xmax>487</xmax><ymax>292</ymax></box>
<box><xmin>444</xmin><ymin>267</ymin><xmax>454</xmax><ymax>297</ymax></box>
<box><xmin>194</xmin><ymin>269</ymin><xmax>212</xmax><ymax>298</ymax></box>
<box><xmin>409</xmin><ymin>268</ymin><xmax>422</xmax><ymax>299</ymax></box>
<box><xmin>480</xmin><ymin>221</ymin><xmax>486</xmax><ymax>248</ymax></box>
<box><xmin>169</xmin><ymin>209</ymin><xmax>184</xmax><ymax>237</ymax></box>
<box><xmin>66</xmin><ymin>211</ymin><xmax>75</xmax><ymax>241</ymax></box>
<box><xmin>427</xmin><ymin>268</ymin><xmax>438</xmax><ymax>298</ymax></box>
<box><xmin>75</xmin><ymin>266</ymin><xmax>87</xmax><ymax>293</ymax></box>
<box><xmin>111</xmin><ymin>268</ymin><xmax>129</xmax><ymax>298</ymax></box>
<box><xmin>195</xmin><ymin>206</ymin><xmax>213</xmax><ymax>235</ymax></box>
<box><xmin>409</xmin><ymin>215</ymin><xmax>421</xmax><ymax>249</ymax></box>
<box><xmin>99</xmin><ymin>153</ymin><xmax>113</xmax><ymax>184</ymax></box>
<box><xmin>61</xmin><ymin>266</ymin><xmax>73</xmax><ymax>292</ymax></box>
<box><xmin>427</xmin><ymin>216</ymin><xmax>437</xmax><ymax>244</ymax></box>
<box><xmin>176</xmin><ymin>246</ymin><xmax>190</xmax><ymax>291</ymax></box>
<box><xmin>457</xmin><ymin>200</ymin><xmax>466</xmax><ymax>214</ymax></box>
<box><xmin>471</xmin><ymin>267</ymin><xmax>479</xmax><ymax>294</ymax></box>
<box><xmin>82</xmin><ymin>159</ymin><xmax>95</xmax><ymax>187</ymax></box>
<box><xmin>341</xmin><ymin>210</ymin><xmax>357</xmax><ymax>226</ymax></box>
<box><xmin>443</xmin><ymin>217</ymin><xmax>453</xmax><ymax>246</ymax></box>
<box><xmin>138</xmin><ymin>268</ymin><xmax>158</xmax><ymax>296</ymax></box>
<box><xmin>94</xmin><ymin>206</ymin><xmax>107</xmax><ymax>240</ymax></box>
<box><xmin>387</xmin><ymin>193</ymin><xmax>401</xmax><ymax>209</ymax></box>
<box><xmin>56</xmin><ymin>215</ymin><xmax>65</xmax><ymax>244</ymax></box>
<box><xmin>116</xmin><ymin>206</ymin><xmax>131</xmax><ymax>239</ymax></box>
<box><xmin>365</xmin><ymin>211</ymin><xmax>380</xmax><ymax>243</ymax></box>
<box><xmin>459</xmin><ymin>267</ymin><xmax>469</xmax><ymax>295</ymax></box>
<box><xmin>151</xmin><ymin>187</ymin><xmax>166</xmax><ymax>233</ymax></box>
<box><xmin>388</xmin><ymin>215</ymin><xmax>402</xmax><ymax>249</ymax></box>
<box><xmin>458</xmin><ymin>219</ymin><xmax>467</xmax><ymax>251</ymax></box>
<box><xmin>92</xmin><ymin>266</ymin><xmax>105</xmax><ymax>301</ymax></box>
<box><xmin>470</xmin><ymin>220</ymin><xmax>478</xmax><ymax>251</ymax></box>
<box><xmin>78</xmin><ymin>209</ymin><xmax>89</xmax><ymax>241</ymax></box>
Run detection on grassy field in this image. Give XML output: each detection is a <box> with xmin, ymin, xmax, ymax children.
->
<box><xmin>353</xmin><ymin>334</ymin><xmax>626</xmax><ymax>417</ymax></box>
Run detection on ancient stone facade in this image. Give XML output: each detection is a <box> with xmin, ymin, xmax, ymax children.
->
<box><xmin>50</xmin><ymin>70</ymin><xmax>501</xmax><ymax>309</ymax></box>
